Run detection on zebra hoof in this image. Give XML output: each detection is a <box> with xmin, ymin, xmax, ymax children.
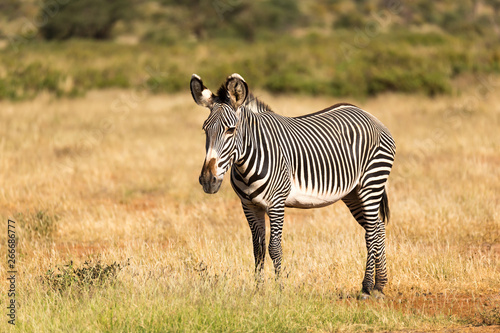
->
<box><xmin>358</xmin><ymin>292</ymin><xmax>371</xmax><ymax>300</ymax></box>
<box><xmin>371</xmin><ymin>290</ymin><xmax>386</xmax><ymax>300</ymax></box>
<box><xmin>357</xmin><ymin>290</ymin><xmax>385</xmax><ymax>300</ymax></box>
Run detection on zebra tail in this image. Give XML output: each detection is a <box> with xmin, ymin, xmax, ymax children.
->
<box><xmin>379</xmin><ymin>187</ymin><xmax>390</xmax><ymax>225</ymax></box>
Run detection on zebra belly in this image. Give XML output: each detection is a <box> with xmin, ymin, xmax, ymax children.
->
<box><xmin>285</xmin><ymin>182</ymin><xmax>354</xmax><ymax>209</ymax></box>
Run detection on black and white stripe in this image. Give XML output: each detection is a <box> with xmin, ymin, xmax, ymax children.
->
<box><xmin>191</xmin><ymin>73</ymin><xmax>396</xmax><ymax>297</ymax></box>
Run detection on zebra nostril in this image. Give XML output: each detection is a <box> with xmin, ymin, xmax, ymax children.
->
<box><xmin>211</xmin><ymin>176</ymin><xmax>217</xmax><ymax>183</ymax></box>
<box><xmin>199</xmin><ymin>176</ymin><xmax>203</xmax><ymax>185</ymax></box>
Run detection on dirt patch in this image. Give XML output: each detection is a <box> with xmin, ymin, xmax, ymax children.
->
<box><xmin>443</xmin><ymin>326</ymin><xmax>500</xmax><ymax>332</ymax></box>
<box><xmin>123</xmin><ymin>196</ymin><xmax>159</xmax><ymax>211</ymax></box>
<box><xmin>400</xmin><ymin>325</ymin><xmax>500</xmax><ymax>332</ymax></box>
<box><xmin>53</xmin><ymin>242</ymin><xmax>115</xmax><ymax>258</ymax></box>
<box><xmin>389</xmin><ymin>292</ymin><xmax>500</xmax><ymax>326</ymax></box>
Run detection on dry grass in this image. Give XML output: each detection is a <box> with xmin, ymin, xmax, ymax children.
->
<box><xmin>0</xmin><ymin>79</ymin><xmax>499</xmax><ymax>331</ymax></box>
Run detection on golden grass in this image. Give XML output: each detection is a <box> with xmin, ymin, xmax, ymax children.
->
<box><xmin>0</xmin><ymin>80</ymin><xmax>499</xmax><ymax>331</ymax></box>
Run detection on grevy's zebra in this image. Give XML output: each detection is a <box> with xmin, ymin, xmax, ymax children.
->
<box><xmin>190</xmin><ymin>73</ymin><xmax>396</xmax><ymax>298</ymax></box>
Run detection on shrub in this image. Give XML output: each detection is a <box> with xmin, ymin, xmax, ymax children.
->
<box><xmin>0</xmin><ymin>0</ymin><xmax>20</xmax><ymax>20</ymax></box>
<box><xmin>42</xmin><ymin>259</ymin><xmax>130</xmax><ymax>293</ymax></box>
<box><xmin>0</xmin><ymin>62</ymin><xmax>67</xmax><ymax>100</ymax></box>
<box><xmin>38</xmin><ymin>0</ymin><xmax>133</xmax><ymax>40</ymax></box>
<box><xmin>333</xmin><ymin>13</ymin><xmax>366</xmax><ymax>29</ymax></box>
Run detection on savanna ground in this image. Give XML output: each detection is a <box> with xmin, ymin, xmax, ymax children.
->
<box><xmin>0</xmin><ymin>75</ymin><xmax>499</xmax><ymax>331</ymax></box>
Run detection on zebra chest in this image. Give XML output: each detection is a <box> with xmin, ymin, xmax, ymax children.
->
<box><xmin>230</xmin><ymin>167</ymin><xmax>273</xmax><ymax>208</ymax></box>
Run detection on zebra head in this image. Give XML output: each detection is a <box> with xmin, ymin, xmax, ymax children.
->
<box><xmin>190</xmin><ymin>73</ymin><xmax>248</xmax><ymax>194</ymax></box>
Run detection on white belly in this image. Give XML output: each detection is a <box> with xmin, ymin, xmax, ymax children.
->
<box><xmin>285</xmin><ymin>182</ymin><xmax>353</xmax><ymax>209</ymax></box>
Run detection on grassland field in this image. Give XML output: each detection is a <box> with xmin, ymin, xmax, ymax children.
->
<box><xmin>0</xmin><ymin>68</ymin><xmax>499</xmax><ymax>332</ymax></box>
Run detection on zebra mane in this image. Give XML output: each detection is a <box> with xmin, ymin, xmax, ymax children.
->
<box><xmin>216</xmin><ymin>84</ymin><xmax>272</xmax><ymax>114</ymax></box>
<box><xmin>243</xmin><ymin>94</ymin><xmax>273</xmax><ymax>114</ymax></box>
<box><xmin>216</xmin><ymin>84</ymin><xmax>231</xmax><ymax>105</ymax></box>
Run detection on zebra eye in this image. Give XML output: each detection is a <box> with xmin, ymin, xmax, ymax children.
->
<box><xmin>226</xmin><ymin>127</ymin><xmax>236</xmax><ymax>135</ymax></box>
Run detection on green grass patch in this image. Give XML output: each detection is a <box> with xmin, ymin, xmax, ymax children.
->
<box><xmin>15</xmin><ymin>276</ymin><xmax>455</xmax><ymax>332</ymax></box>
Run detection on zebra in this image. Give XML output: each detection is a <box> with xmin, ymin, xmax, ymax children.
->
<box><xmin>190</xmin><ymin>73</ymin><xmax>396</xmax><ymax>298</ymax></box>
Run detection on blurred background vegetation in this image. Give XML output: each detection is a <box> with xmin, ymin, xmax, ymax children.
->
<box><xmin>0</xmin><ymin>0</ymin><xmax>499</xmax><ymax>100</ymax></box>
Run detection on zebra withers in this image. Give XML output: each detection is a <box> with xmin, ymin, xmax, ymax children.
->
<box><xmin>190</xmin><ymin>73</ymin><xmax>396</xmax><ymax>298</ymax></box>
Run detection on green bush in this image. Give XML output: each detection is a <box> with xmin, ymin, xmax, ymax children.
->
<box><xmin>38</xmin><ymin>0</ymin><xmax>133</xmax><ymax>40</ymax></box>
<box><xmin>0</xmin><ymin>62</ymin><xmax>66</xmax><ymax>100</ymax></box>
<box><xmin>0</xmin><ymin>0</ymin><xmax>20</xmax><ymax>20</ymax></box>
<box><xmin>333</xmin><ymin>13</ymin><xmax>366</xmax><ymax>29</ymax></box>
<box><xmin>0</xmin><ymin>32</ymin><xmax>499</xmax><ymax>100</ymax></box>
<box><xmin>42</xmin><ymin>259</ymin><xmax>130</xmax><ymax>293</ymax></box>
<box><xmin>360</xmin><ymin>47</ymin><xmax>452</xmax><ymax>96</ymax></box>
<box><xmin>154</xmin><ymin>0</ymin><xmax>303</xmax><ymax>41</ymax></box>
<box><xmin>73</xmin><ymin>68</ymin><xmax>130</xmax><ymax>90</ymax></box>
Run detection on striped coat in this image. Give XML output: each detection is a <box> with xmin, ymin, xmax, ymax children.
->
<box><xmin>191</xmin><ymin>73</ymin><xmax>396</xmax><ymax>298</ymax></box>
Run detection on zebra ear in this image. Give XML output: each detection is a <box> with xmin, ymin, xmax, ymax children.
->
<box><xmin>190</xmin><ymin>74</ymin><xmax>214</xmax><ymax>108</ymax></box>
<box><xmin>225</xmin><ymin>73</ymin><xmax>248</xmax><ymax>109</ymax></box>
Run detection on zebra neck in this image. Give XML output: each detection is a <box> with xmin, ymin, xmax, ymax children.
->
<box><xmin>235</xmin><ymin>110</ymin><xmax>270</xmax><ymax>177</ymax></box>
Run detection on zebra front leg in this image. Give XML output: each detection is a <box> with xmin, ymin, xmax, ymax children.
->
<box><xmin>267</xmin><ymin>204</ymin><xmax>285</xmax><ymax>277</ymax></box>
<box><xmin>242</xmin><ymin>203</ymin><xmax>266</xmax><ymax>279</ymax></box>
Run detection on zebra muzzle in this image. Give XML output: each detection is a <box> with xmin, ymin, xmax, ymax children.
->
<box><xmin>199</xmin><ymin>158</ymin><xmax>223</xmax><ymax>194</ymax></box>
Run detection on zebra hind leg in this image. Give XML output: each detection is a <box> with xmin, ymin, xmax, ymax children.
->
<box><xmin>242</xmin><ymin>203</ymin><xmax>266</xmax><ymax>281</ymax></box>
<box><xmin>343</xmin><ymin>187</ymin><xmax>388</xmax><ymax>299</ymax></box>
<box><xmin>373</xmin><ymin>218</ymin><xmax>387</xmax><ymax>294</ymax></box>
